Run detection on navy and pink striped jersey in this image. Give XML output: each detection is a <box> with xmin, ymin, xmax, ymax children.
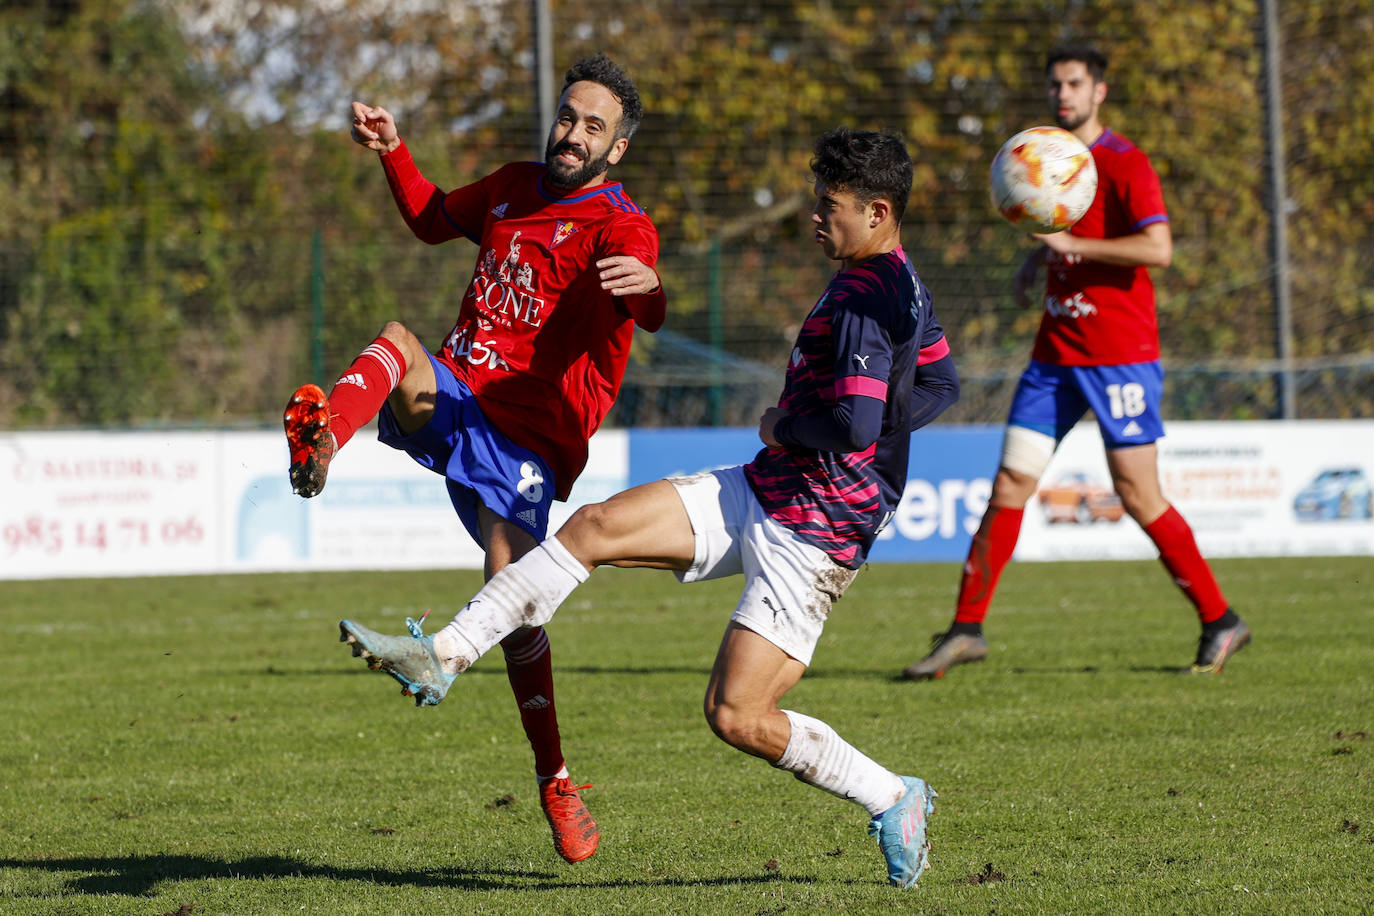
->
<box><xmin>1033</xmin><ymin>128</ymin><xmax>1168</xmax><ymax>366</ymax></box>
<box><xmin>379</xmin><ymin>144</ymin><xmax>666</xmax><ymax>499</ymax></box>
<box><xmin>744</xmin><ymin>246</ymin><xmax>949</xmax><ymax>568</ymax></box>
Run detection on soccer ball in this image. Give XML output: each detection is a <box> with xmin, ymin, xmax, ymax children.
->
<box><xmin>989</xmin><ymin>126</ymin><xmax>1098</xmax><ymax>233</ymax></box>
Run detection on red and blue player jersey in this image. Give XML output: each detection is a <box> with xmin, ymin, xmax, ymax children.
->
<box><xmin>380</xmin><ymin>145</ymin><xmax>666</xmax><ymax>499</ymax></box>
<box><xmin>1033</xmin><ymin>128</ymin><xmax>1168</xmax><ymax>367</ymax></box>
<box><xmin>744</xmin><ymin>246</ymin><xmax>949</xmax><ymax>569</ymax></box>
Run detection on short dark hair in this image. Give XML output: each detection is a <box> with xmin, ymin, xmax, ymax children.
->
<box><xmin>1046</xmin><ymin>44</ymin><xmax>1108</xmax><ymax>82</ymax></box>
<box><xmin>563</xmin><ymin>53</ymin><xmax>644</xmax><ymax>139</ymax></box>
<box><xmin>810</xmin><ymin>128</ymin><xmax>913</xmax><ymax>224</ymax></box>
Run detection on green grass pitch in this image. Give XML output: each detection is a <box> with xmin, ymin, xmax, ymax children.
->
<box><xmin>1</xmin><ymin>556</ymin><xmax>1371</xmax><ymax>914</ymax></box>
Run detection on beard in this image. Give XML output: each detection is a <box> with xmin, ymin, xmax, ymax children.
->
<box><xmin>544</xmin><ymin>138</ymin><xmax>613</xmax><ymax>188</ymax></box>
<box><xmin>1054</xmin><ymin>107</ymin><xmax>1090</xmax><ymax>132</ymax></box>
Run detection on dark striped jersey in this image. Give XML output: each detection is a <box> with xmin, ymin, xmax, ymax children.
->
<box><xmin>744</xmin><ymin>246</ymin><xmax>949</xmax><ymax>568</ymax></box>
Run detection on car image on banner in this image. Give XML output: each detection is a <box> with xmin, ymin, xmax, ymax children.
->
<box><xmin>1037</xmin><ymin>470</ymin><xmax>1125</xmax><ymax>525</ymax></box>
<box><xmin>1293</xmin><ymin>467</ymin><xmax>1374</xmax><ymax>521</ymax></box>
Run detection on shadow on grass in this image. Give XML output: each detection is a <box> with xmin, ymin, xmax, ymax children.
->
<box><xmin>270</xmin><ymin>661</ymin><xmax>967</xmax><ymax>683</ymax></box>
<box><xmin>0</xmin><ymin>853</ymin><xmax>799</xmax><ymax>897</ymax></box>
<box><xmin>277</xmin><ymin>662</ymin><xmax>1191</xmax><ymax>683</ymax></box>
<box><xmin>553</xmin><ymin>665</ymin><xmax>943</xmax><ymax>680</ymax></box>
<box><xmin>1005</xmin><ymin>664</ymin><xmax>1192</xmax><ymax>676</ymax></box>
<box><xmin>879</xmin><ymin>664</ymin><xmax>1194</xmax><ymax>681</ymax></box>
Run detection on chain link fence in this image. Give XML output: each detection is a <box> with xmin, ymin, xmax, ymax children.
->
<box><xmin>2</xmin><ymin>0</ymin><xmax>1370</xmax><ymax>431</ymax></box>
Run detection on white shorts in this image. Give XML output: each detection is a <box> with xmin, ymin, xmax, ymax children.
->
<box><xmin>668</xmin><ymin>466</ymin><xmax>858</xmax><ymax>666</ymax></box>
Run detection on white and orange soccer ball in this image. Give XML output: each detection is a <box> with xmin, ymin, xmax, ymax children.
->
<box><xmin>989</xmin><ymin>126</ymin><xmax>1098</xmax><ymax>233</ymax></box>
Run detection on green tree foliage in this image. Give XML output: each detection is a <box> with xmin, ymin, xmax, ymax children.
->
<box><xmin>1</xmin><ymin>0</ymin><xmax>1369</xmax><ymax>427</ymax></box>
<box><xmin>0</xmin><ymin>0</ymin><xmax>279</xmax><ymax>423</ymax></box>
<box><xmin>551</xmin><ymin>0</ymin><xmax>1372</xmax><ymax>419</ymax></box>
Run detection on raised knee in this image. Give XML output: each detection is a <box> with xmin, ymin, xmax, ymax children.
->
<box><xmin>379</xmin><ymin>321</ymin><xmax>423</xmax><ymax>354</ymax></box>
<box><xmin>375</xmin><ymin>322</ymin><xmax>428</xmax><ymax>372</ymax></box>
<box><xmin>563</xmin><ymin>501</ymin><xmax>625</xmax><ymax>552</ymax></box>
<box><xmin>378</xmin><ymin>320</ymin><xmax>409</xmax><ymax>340</ymax></box>
<box><xmin>703</xmin><ymin>700</ymin><xmax>761</xmax><ymax>752</ymax></box>
<box><xmin>568</xmin><ymin>501</ymin><xmax>611</xmax><ymax>535</ymax></box>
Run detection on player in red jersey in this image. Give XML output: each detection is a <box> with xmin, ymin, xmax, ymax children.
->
<box><xmin>337</xmin><ymin>128</ymin><xmax>959</xmax><ymax>888</ymax></box>
<box><xmin>283</xmin><ymin>54</ymin><xmax>665</xmax><ymax>863</ymax></box>
<box><xmin>903</xmin><ymin>44</ymin><xmax>1250</xmax><ymax>681</ymax></box>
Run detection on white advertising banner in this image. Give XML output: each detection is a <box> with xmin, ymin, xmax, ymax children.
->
<box><xmin>1015</xmin><ymin>420</ymin><xmax>1374</xmax><ymax>561</ymax></box>
<box><xmin>1</xmin><ymin>421</ymin><xmax>1369</xmax><ymax>580</ymax></box>
<box><xmin>0</xmin><ymin>428</ymin><xmax>629</xmax><ymax>580</ymax></box>
<box><xmin>0</xmin><ymin>431</ymin><xmax>220</xmax><ymax>579</ymax></box>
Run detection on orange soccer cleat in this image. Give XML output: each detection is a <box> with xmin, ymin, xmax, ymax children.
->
<box><xmin>539</xmin><ymin>777</ymin><xmax>600</xmax><ymax>863</ymax></box>
<box><xmin>283</xmin><ymin>383</ymin><xmax>336</xmax><ymax>497</ymax></box>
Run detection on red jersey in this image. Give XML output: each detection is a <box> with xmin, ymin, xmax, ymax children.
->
<box><xmin>1031</xmin><ymin>129</ymin><xmax>1168</xmax><ymax>366</ymax></box>
<box><xmin>380</xmin><ymin>144</ymin><xmax>666</xmax><ymax>499</ymax></box>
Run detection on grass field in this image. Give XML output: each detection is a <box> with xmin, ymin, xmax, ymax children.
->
<box><xmin>1</xmin><ymin>555</ymin><xmax>1371</xmax><ymax>914</ymax></box>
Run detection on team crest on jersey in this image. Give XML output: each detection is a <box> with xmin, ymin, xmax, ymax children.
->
<box><xmin>551</xmin><ymin>220</ymin><xmax>579</xmax><ymax>248</ymax></box>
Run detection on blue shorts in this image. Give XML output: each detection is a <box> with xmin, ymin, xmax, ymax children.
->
<box><xmin>377</xmin><ymin>352</ymin><xmax>555</xmax><ymax>547</ymax></box>
<box><xmin>1006</xmin><ymin>359</ymin><xmax>1165</xmax><ymax>448</ymax></box>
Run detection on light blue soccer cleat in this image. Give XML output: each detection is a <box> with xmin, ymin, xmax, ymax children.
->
<box><xmin>339</xmin><ymin>613</ymin><xmax>458</xmax><ymax>707</ymax></box>
<box><xmin>868</xmin><ymin>775</ymin><xmax>937</xmax><ymax>888</ymax></box>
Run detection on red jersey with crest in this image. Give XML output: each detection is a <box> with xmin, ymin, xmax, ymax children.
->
<box><xmin>379</xmin><ymin>143</ymin><xmax>666</xmax><ymax>499</ymax></box>
<box><xmin>1031</xmin><ymin>129</ymin><xmax>1167</xmax><ymax>366</ymax></box>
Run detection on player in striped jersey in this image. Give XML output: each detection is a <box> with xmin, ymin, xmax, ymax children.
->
<box><xmin>288</xmin><ymin>55</ymin><xmax>666</xmax><ymax>864</ymax></box>
<box><xmin>339</xmin><ymin>128</ymin><xmax>960</xmax><ymax>887</ymax></box>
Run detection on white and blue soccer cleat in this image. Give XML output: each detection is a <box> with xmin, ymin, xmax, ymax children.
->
<box><xmin>339</xmin><ymin>613</ymin><xmax>458</xmax><ymax>707</ymax></box>
<box><xmin>868</xmin><ymin>775</ymin><xmax>937</xmax><ymax>888</ymax></box>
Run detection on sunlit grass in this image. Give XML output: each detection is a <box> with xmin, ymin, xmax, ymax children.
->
<box><xmin>1</xmin><ymin>557</ymin><xmax>1370</xmax><ymax>914</ymax></box>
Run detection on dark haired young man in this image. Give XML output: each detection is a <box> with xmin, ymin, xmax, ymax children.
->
<box><xmin>285</xmin><ymin>54</ymin><xmax>665</xmax><ymax>863</ymax></box>
<box><xmin>904</xmin><ymin>44</ymin><xmax>1248</xmax><ymax>681</ymax></box>
<box><xmin>339</xmin><ymin>127</ymin><xmax>960</xmax><ymax>888</ymax></box>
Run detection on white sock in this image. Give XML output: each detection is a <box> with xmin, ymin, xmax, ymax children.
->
<box><xmin>433</xmin><ymin>536</ymin><xmax>589</xmax><ymax>673</ymax></box>
<box><xmin>773</xmin><ymin>710</ymin><xmax>907</xmax><ymax>817</ymax></box>
<box><xmin>538</xmin><ymin>766</ymin><xmax>570</xmax><ymax>784</ymax></box>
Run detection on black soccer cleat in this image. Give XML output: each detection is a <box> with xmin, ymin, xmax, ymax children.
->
<box><xmin>1184</xmin><ymin>614</ymin><xmax>1251</xmax><ymax>674</ymax></box>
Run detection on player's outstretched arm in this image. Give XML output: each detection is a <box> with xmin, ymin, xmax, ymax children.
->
<box><xmin>352</xmin><ymin>101</ymin><xmax>461</xmax><ymax>245</ymax></box>
<box><xmin>349</xmin><ymin>101</ymin><xmax>401</xmax><ymax>154</ymax></box>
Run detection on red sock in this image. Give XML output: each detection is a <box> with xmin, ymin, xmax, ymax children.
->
<box><xmin>954</xmin><ymin>506</ymin><xmax>1024</xmax><ymax>624</ymax></box>
<box><xmin>501</xmin><ymin>626</ymin><xmax>566</xmax><ymax>780</ymax></box>
<box><xmin>326</xmin><ymin>337</ymin><xmax>406</xmax><ymax>449</ymax></box>
<box><xmin>1143</xmin><ymin>505</ymin><xmax>1228</xmax><ymax>623</ymax></box>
